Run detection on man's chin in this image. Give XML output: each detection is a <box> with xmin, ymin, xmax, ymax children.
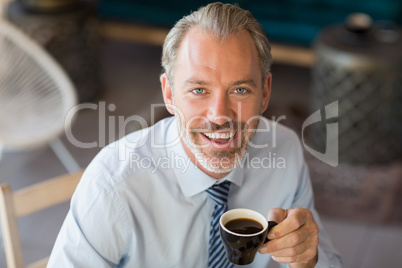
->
<box><xmin>183</xmin><ymin>133</ymin><xmax>247</xmax><ymax>173</ymax></box>
<box><xmin>194</xmin><ymin>150</ymin><xmax>244</xmax><ymax>174</ymax></box>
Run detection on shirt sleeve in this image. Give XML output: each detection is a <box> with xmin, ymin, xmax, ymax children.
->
<box><xmin>292</xmin><ymin>162</ymin><xmax>343</xmax><ymax>268</ymax></box>
<box><xmin>47</xmin><ymin>167</ymin><xmax>131</xmax><ymax>268</ymax></box>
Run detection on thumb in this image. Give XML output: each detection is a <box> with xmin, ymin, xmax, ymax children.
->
<box><xmin>267</xmin><ymin>208</ymin><xmax>287</xmax><ymax>240</ymax></box>
<box><xmin>267</xmin><ymin>208</ymin><xmax>287</xmax><ymax>223</ymax></box>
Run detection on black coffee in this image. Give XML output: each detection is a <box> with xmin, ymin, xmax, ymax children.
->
<box><xmin>225</xmin><ymin>218</ymin><xmax>263</xmax><ymax>234</ymax></box>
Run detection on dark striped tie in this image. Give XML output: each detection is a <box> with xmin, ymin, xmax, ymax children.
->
<box><xmin>205</xmin><ymin>181</ymin><xmax>233</xmax><ymax>268</ymax></box>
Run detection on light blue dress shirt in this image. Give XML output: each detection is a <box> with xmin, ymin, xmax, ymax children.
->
<box><xmin>48</xmin><ymin>116</ymin><xmax>342</xmax><ymax>267</ymax></box>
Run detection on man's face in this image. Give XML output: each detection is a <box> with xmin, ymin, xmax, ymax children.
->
<box><xmin>161</xmin><ymin>27</ymin><xmax>271</xmax><ymax>178</ymax></box>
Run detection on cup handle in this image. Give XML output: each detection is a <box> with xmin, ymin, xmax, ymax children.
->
<box><xmin>263</xmin><ymin>221</ymin><xmax>278</xmax><ymax>244</ymax></box>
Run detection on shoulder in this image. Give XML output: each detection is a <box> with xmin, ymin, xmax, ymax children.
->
<box><xmin>97</xmin><ymin>116</ymin><xmax>175</xmax><ymax>165</ymax></box>
<box><xmin>79</xmin><ymin>117</ymin><xmax>176</xmax><ymax>190</ymax></box>
<box><xmin>248</xmin><ymin>117</ymin><xmax>305</xmax><ymax>170</ymax></box>
<box><xmin>253</xmin><ymin>117</ymin><xmax>303</xmax><ymax>152</ymax></box>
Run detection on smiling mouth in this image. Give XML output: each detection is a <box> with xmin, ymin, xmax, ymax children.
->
<box><xmin>203</xmin><ymin>131</ymin><xmax>236</xmax><ymax>143</ymax></box>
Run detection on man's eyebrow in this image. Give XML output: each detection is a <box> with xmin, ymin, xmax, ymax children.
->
<box><xmin>184</xmin><ymin>79</ymin><xmax>257</xmax><ymax>87</ymax></box>
<box><xmin>183</xmin><ymin>79</ymin><xmax>210</xmax><ymax>87</ymax></box>
<box><xmin>232</xmin><ymin>79</ymin><xmax>257</xmax><ymax>87</ymax></box>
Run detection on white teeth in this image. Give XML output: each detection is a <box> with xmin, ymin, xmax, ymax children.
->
<box><xmin>204</xmin><ymin>132</ymin><xmax>235</xmax><ymax>140</ymax></box>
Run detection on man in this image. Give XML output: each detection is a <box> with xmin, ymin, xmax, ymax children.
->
<box><xmin>49</xmin><ymin>2</ymin><xmax>342</xmax><ymax>267</ymax></box>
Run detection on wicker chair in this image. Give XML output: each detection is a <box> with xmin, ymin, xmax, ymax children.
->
<box><xmin>0</xmin><ymin>18</ymin><xmax>80</xmax><ymax>172</ymax></box>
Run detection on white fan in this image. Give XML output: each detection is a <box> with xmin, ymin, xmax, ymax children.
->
<box><xmin>0</xmin><ymin>18</ymin><xmax>80</xmax><ymax>172</ymax></box>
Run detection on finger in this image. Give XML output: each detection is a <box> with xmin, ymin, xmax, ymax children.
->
<box><xmin>259</xmin><ymin>225</ymin><xmax>313</xmax><ymax>254</ymax></box>
<box><xmin>268</xmin><ymin>235</ymin><xmax>318</xmax><ymax>258</ymax></box>
<box><xmin>271</xmin><ymin>246</ymin><xmax>318</xmax><ymax>264</ymax></box>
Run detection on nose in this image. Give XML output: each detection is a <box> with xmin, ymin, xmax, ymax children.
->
<box><xmin>206</xmin><ymin>92</ymin><xmax>234</xmax><ymax>125</ymax></box>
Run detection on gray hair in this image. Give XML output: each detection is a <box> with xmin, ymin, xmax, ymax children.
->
<box><xmin>161</xmin><ymin>2</ymin><xmax>272</xmax><ymax>87</ymax></box>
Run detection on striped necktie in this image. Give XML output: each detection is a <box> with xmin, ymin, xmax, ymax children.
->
<box><xmin>205</xmin><ymin>181</ymin><xmax>233</xmax><ymax>268</ymax></box>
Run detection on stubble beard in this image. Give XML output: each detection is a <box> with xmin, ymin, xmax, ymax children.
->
<box><xmin>178</xmin><ymin>118</ymin><xmax>258</xmax><ymax>174</ymax></box>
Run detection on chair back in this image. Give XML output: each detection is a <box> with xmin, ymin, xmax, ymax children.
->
<box><xmin>0</xmin><ymin>170</ymin><xmax>84</xmax><ymax>268</ymax></box>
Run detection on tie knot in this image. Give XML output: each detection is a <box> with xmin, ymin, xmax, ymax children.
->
<box><xmin>205</xmin><ymin>181</ymin><xmax>231</xmax><ymax>206</ymax></box>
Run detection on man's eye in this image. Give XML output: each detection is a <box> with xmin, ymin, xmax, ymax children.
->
<box><xmin>192</xmin><ymin>88</ymin><xmax>205</xmax><ymax>94</ymax></box>
<box><xmin>235</xmin><ymin>88</ymin><xmax>248</xmax><ymax>94</ymax></box>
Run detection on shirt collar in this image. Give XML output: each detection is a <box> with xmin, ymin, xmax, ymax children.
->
<box><xmin>165</xmin><ymin>118</ymin><xmax>244</xmax><ymax>197</ymax></box>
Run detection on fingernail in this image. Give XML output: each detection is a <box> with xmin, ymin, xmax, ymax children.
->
<box><xmin>268</xmin><ymin>233</ymin><xmax>275</xmax><ymax>240</ymax></box>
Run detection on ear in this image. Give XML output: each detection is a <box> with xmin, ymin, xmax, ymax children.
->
<box><xmin>160</xmin><ymin>73</ymin><xmax>175</xmax><ymax>115</ymax></box>
<box><xmin>261</xmin><ymin>73</ymin><xmax>272</xmax><ymax>113</ymax></box>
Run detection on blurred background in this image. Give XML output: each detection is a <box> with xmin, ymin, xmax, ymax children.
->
<box><xmin>0</xmin><ymin>0</ymin><xmax>401</xmax><ymax>267</ymax></box>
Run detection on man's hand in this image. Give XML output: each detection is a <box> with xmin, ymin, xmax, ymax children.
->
<box><xmin>259</xmin><ymin>208</ymin><xmax>319</xmax><ymax>268</ymax></box>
